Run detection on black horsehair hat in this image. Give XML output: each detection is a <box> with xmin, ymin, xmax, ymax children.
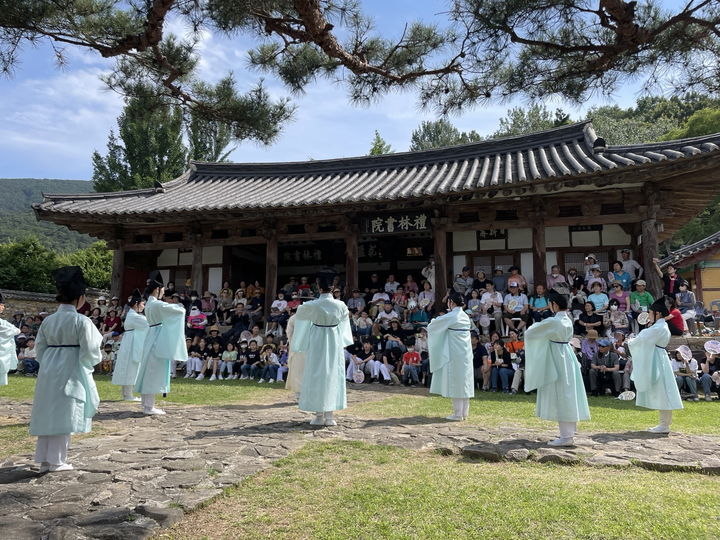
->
<box><xmin>0</xmin><ymin>291</ymin><xmax>4</xmax><ymax>303</ymax></box>
<box><xmin>650</xmin><ymin>296</ymin><xmax>672</xmax><ymax>317</ymax></box>
<box><xmin>148</xmin><ymin>270</ymin><xmax>164</xmax><ymax>290</ymax></box>
<box><xmin>130</xmin><ymin>288</ymin><xmax>144</xmax><ymax>304</ymax></box>
<box><xmin>52</xmin><ymin>266</ymin><xmax>87</xmax><ymax>299</ymax></box>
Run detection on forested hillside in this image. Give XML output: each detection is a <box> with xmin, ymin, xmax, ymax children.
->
<box><xmin>0</xmin><ymin>178</ymin><xmax>95</xmax><ymax>252</ymax></box>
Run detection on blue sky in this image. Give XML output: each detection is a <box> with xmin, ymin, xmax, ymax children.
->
<box><xmin>0</xmin><ymin>0</ymin><xmax>651</xmax><ymax>180</ymax></box>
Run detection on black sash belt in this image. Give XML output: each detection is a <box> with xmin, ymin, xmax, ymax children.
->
<box><xmin>124</xmin><ymin>329</ymin><xmax>134</xmax><ymax>332</ymax></box>
<box><xmin>47</xmin><ymin>345</ymin><xmax>79</xmax><ymax>348</ymax></box>
<box><xmin>551</xmin><ymin>341</ymin><xmax>569</xmax><ymax>344</ymax></box>
<box><xmin>313</xmin><ymin>323</ymin><xmax>338</xmax><ymax>328</ymax></box>
<box><xmin>449</xmin><ymin>328</ymin><xmax>470</xmax><ymax>332</ymax></box>
<box><xmin>655</xmin><ymin>345</ymin><xmax>666</xmax><ymax>350</ymax></box>
<box><xmin>149</xmin><ymin>323</ymin><xmax>162</xmax><ymax>328</ymax></box>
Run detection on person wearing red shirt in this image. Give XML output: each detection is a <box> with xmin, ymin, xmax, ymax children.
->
<box><xmin>401</xmin><ymin>340</ymin><xmax>421</xmax><ymax>386</ymax></box>
<box><xmin>665</xmin><ymin>297</ymin><xmax>685</xmax><ymax>336</ymax></box>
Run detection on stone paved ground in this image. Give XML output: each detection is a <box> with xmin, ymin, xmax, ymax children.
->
<box><xmin>1</xmin><ymin>387</ymin><xmax>720</xmax><ymax>539</ymax></box>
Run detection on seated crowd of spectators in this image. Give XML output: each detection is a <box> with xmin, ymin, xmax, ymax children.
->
<box><xmin>5</xmin><ymin>248</ymin><xmax>719</xmax><ymax>401</ymax></box>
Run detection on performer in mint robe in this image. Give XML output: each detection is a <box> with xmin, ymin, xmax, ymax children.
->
<box><xmin>111</xmin><ymin>289</ymin><xmax>148</xmax><ymax>401</ymax></box>
<box><xmin>292</xmin><ymin>279</ymin><xmax>353</xmax><ymax>426</ymax></box>
<box><xmin>0</xmin><ymin>291</ymin><xmax>20</xmax><ymax>385</ymax></box>
<box><xmin>628</xmin><ymin>296</ymin><xmax>683</xmax><ymax>433</ymax></box>
<box><xmin>428</xmin><ymin>292</ymin><xmax>474</xmax><ymax>421</ymax></box>
<box><xmin>29</xmin><ymin>266</ymin><xmax>102</xmax><ymax>472</ymax></box>
<box><xmin>525</xmin><ymin>291</ymin><xmax>590</xmax><ymax>446</ymax></box>
<box><xmin>284</xmin><ymin>312</ymin><xmax>306</xmax><ymax>397</ymax></box>
<box><xmin>135</xmin><ymin>271</ymin><xmax>187</xmax><ymax>415</ymax></box>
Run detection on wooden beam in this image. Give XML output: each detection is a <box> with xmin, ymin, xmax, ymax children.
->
<box><xmin>264</xmin><ymin>233</ymin><xmax>279</xmax><ymax>319</ymax></box>
<box><xmin>110</xmin><ymin>243</ymin><xmax>125</xmax><ymax>299</ymax></box>
<box><xmin>641</xmin><ymin>187</ymin><xmax>663</xmax><ymax>299</ymax></box>
<box><xmin>532</xmin><ymin>202</ymin><xmax>547</xmax><ymax>289</ymax></box>
<box><xmin>344</xmin><ymin>225</ymin><xmax>359</xmax><ymax>296</ymax></box>
<box><xmin>191</xmin><ymin>243</ymin><xmax>203</xmax><ymax>294</ymax></box>
<box><xmin>432</xmin><ymin>218</ymin><xmax>449</xmax><ymax>297</ymax></box>
<box><xmin>694</xmin><ymin>264</ymin><xmax>704</xmax><ymax>305</ymax></box>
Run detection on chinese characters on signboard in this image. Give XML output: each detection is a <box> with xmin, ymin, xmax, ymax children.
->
<box><xmin>478</xmin><ymin>229</ymin><xmax>507</xmax><ymax>240</ymax></box>
<box><xmin>569</xmin><ymin>225</ymin><xmax>604</xmax><ymax>232</ymax></box>
<box><xmin>360</xmin><ymin>212</ymin><xmax>431</xmax><ymax>235</ymax></box>
<box><xmin>281</xmin><ymin>248</ymin><xmax>323</xmax><ymax>264</ymax></box>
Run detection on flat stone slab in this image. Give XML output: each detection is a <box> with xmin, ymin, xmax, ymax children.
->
<box><xmin>1</xmin><ymin>386</ymin><xmax>720</xmax><ymax>538</ymax></box>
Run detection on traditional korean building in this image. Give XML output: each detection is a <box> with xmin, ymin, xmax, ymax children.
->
<box><xmin>661</xmin><ymin>230</ymin><xmax>720</xmax><ymax>307</ymax></box>
<box><xmin>34</xmin><ymin>121</ymin><xmax>720</xmax><ymax>313</ymax></box>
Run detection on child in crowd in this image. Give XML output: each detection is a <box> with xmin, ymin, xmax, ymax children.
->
<box><xmin>401</xmin><ymin>340</ymin><xmax>421</xmax><ymax>386</ymax></box>
<box><xmin>258</xmin><ymin>344</ymin><xmax>280</xmax><ymax>383</ymax></box>
<box><xmin>220</xmin><ymin>342</ymin><xmax>238</xmax><ymax>380</ymax></box>
<box><xmin>100</xmin><ymin>343</ymin><xmax>114</xmax><ymax>374</ymax></box>
<box><xmin>240</xmin><ymin>341</ymin><xmax>262</xmax><ymax>379</ymax></box>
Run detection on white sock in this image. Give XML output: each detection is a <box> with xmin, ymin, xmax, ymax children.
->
<box><xmin>451</xmin><ymin>398</ymin><xmax>463</xmax><ymax>417</ymax></box>
<box><xmin>659</xmin><ymin>410</ymin><xmax>672</xmax><ymax>429</ymax></box>
<box><xmin>558</xmin><ymin>421</ymin><xmax>576</xmax><ymax>439</ymax></box>
<box><xmin>462</xmin><ymin>398</ymin><xmax>470</xmax><ymax>418</ymax></box>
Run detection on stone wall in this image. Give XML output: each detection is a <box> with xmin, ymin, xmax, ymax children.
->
<box><xmin>0</xmin><ymin>288</ymin><xmax>109</xmax><ymax>322</ymax></box>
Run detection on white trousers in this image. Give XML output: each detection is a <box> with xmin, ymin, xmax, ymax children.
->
<box><xmin>277</xmin><ymin>366</ymin><xmax>287</xmax><ymax>382</ymax></box>
<box><xmin>141</xmin><ymin>394</ymin><xmax>155</xmax><ymax>410</ymax></box>
<box><xmin>35</xmin><ymin>434</ymin><xmax>71</xmax><ymax>465</ymax></box>
<box><xmin>451</xmin><ymin>398</ymin><xmax>470</xmax><ymax>417</ymax></box>
<box><xmin>367</xmin><ymin>359</ymin><xmax>391</xmax><ymax>380</ymax></box>
<box><xmin>186</xmin><ymin>357</ymin><xmax>202</xmax><ymax>373</ymax></box>
<box><xmin>558</xmin><ymin>421</ymin><xmax>576</xmax><ymax>439</ymax></box>
<box><xmin>121</xmin><ymin>385</ymin><xmax>135</xmax><ymax>400</ymax></box>
<box><xmin>659</xmin><ymin>410</ymin><xmax>673</xmax><ymax>428</ymax></box>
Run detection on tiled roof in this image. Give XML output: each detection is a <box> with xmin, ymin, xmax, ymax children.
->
<box><xmin>660</xmin><ymin>230</ymin><xmax>720</xmax><ymax>267</ymax></box>
<box><xmin>33</xmin><ymin>121</ymin><xmax>720</xmax><ymax>217</ymax></box>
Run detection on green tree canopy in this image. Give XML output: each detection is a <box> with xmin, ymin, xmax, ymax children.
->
<box><xmin>0</xmin><ymin>237</ymin><xmax>58</xmax><ymax>293</ymax></box>
<box><xmin>409</xmin><ymin>119</ymin><xmax>481</xmax><ymax>151</ymax></box>
<box><xmin>3</xmin><ymin>1</ymin><xmax>719</xmax><ymax>125</ymax></box>
<box><xmin>58</xmin><ymin>242</ymin><xmax>112</xmax><ymax>290</ymax></box>
<box><xmin>493</xmin><ymin>105</ymin><xmax>570</xmax><ymax>138</ymax></box>
<box><xmin>368</xmin><ymin>130</ymin><xmax>392</xmax><ymax>155</ymax></box>
<box><xmin>92</xmin><ymin>91</ymin><xmax>188</xmax><ymax>192</ymax></box>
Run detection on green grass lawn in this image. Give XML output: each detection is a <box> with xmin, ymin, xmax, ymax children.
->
<box><xmin>159</xmin><ymin>440</ymin><xmax>720</xmax><ymax>540</ymax></box>
<box><xmin>0</xmin><ymin>374</ymin><xmax>290</xmax><ymax>406</ymax></box>
<box><xmin>349</xmin><ymin>392</ymin><xmax>720</xmax><ymax>435</ymax></box>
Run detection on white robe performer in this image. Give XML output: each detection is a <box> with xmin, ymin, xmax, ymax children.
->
<box><xmin>284</xmin><ymin>313</ymin><xmax>306</xmax><ymax>394</ymax></box>
<box><xmin>292</xmin><ymin>283</ymin><xmax>353</xmax><ymax>426</ymax></box>
<box><xmin>135</xmin><ymin>271</ymin><xmax>187</xmax><ymax>415</ymax></box>
<box><xmin>525</xmin><ymin>296</ymin><xmax>590</xmax><ymax>447</ymax></box>
<box><xmin>428</xmin><ymin>293</ymin><xmax>474</xmax><ymax>421</ymax></box>
<box><xmin>0</xmin><ymin>291</ymin><xmax>20</xmax><ymax>385</ymax></box>
<box><xmin>111</xmin><ymin>289</ymin><xmax>148</xmax><ymax>401</ymax></box>
<box><xmin>628</xmin><ymin>297</ymin><xmax>683</xmax><ymax>433</ymax></box>
<box><xmin>29</xmin><ymin>266</ymin><xmax>102</xmax><ymax>472</ymax></box>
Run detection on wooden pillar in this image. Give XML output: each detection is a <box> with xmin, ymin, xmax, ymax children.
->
<box><xmin>264</xmin><ymin>233</ymin><xmax>278</xmax><ymax>317</ymax></box>
<box><xmin>694</xmin><ymin>264</ymin><xmax>704</xmax><ymax>304</ymax></box>
<box><xmin>191</xmin><ymin>243</ymin><xmax>204</xmax><ymax>294</ymax></box>
<box><xmin>432</xmin><ymin>218</ymin><xmax>449</xmax><ymax>296</ymax></box>
<box><xmin>641</xmin><ymin>189</ymin><xmax>663</xmax><ymax>299</ymax></box>
<box><xmin>344</xmin><ymin>225</ymin><xmax>359</xmax><ymax>296</ymax></box>
<box><xmin>110</xmin><ymin>241</ymin><xmax>124</xmax><ymax>299</ymax></box>
<box><xmin>532</xmin><ymin>201</ymin><xmax>547</xmax><ymax>289</ymax></box>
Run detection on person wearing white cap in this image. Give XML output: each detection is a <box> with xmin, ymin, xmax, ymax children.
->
<box><xmin>525</xmin><ymin>291</ymin><xmax>590</xmax><ymax>447</ymax></box>
<box><xmin>670</xmin><ymin>344</ymin><xmax>699</xmax><ymax>401</ymax></box>
<box><xmin>0</xmin><ymin>291</ymin><xmax>21</xmax><ymax>385</ymax></box>
<box><xmin>583</xmin><ymin>254</ymin><xmax>598</xmax><ymax>282</ymax></box>
<box><xmin>135</xmin><ymin>271</ymin><xmax>188</xmax><ymax>415</ymax></box>
<box><xmin>111</xmin><ymin>289</ymin><xmax>148</xmax><ymax>401</ymax></box>
<box><xmin>627</xmin><ymin>297</ymin><xmax>683</xmax><ymax>433</ymax></box>
<box><xmin>699</xmin><ymin>341</ymin><xmax>720</xmax><ymax>401</ymax></box>
<box><xmin>29</xmin><ymin>266</ymin><xmax>102</xmax><ymax>472</ymax></box>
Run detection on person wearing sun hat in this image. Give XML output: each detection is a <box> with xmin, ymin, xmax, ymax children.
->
<box><xmin>699</xmin><ymin>340</ymin><xmax>720</xmax><ymax>401</ymax></box>
<box><xmin>670</xmin><ymin>344</ymin><xmax>699</xmax><ymax>401</ymax></box>
<box><xmin>111</xmin><ymin>289</ymin><xmax>148</xmax><ymax>401</ymax></box>
<box><xmin>525</xmin><ymin>291</ymin><xmax>590</xmax><ymax>447</ymax></box>
<box><xmin>627</xmin><ymin>296</ymin><xmax>683</xmax><ymax>433</ymax></box>
<box><xmin>29</xmin><ymin>266</ymin><xmax>103</xmax><ymax>472</ymax></box>
<box><xmin>0</xmin><ymin>290</ymin><xmax>21</xmax><ymax>385</ymax></box>
<box><xmin>134</xmin><ymin>270</ymin><xmax>188</xmax><ymax>415</ymax></box>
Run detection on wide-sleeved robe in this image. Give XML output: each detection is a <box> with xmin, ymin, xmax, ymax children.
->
<box><xmin>629</xmin><ymin>318</ymin><xmax>683</xmax><ymax>411</ymax></box>
<box><xmin>0</xmin><ymin>317</ymin><xmax>20</xmax><ymax>385</ymax></box>
<box><xmin>29</xmin><ymin>304</ymin><xmax>103</xmax><ymax>435</ymax></box>
<box><xmin>111</xmin><ymin>308</ymin><xmax>149</xmax><ymax>387</ymax></box>
<box><xmin>284</xmin><ymin>314</ymin><xmax>307</xmax><ymax>393</ymax></box>
<box><xmin>293</xmin><ymin>294</ymin><xmax>353</xmax><ymax>412</ymax></box>
<box><xmin>135</xmin><ymin>296</ymin><xmax>187</xmax><ymax>395</ymax></box>
<box><xmin>524</xmin><ymin>311</ymin><xmax>590</xmax><ymax>422</ymax></box>
<box><xmin>428</xmin><ymin>307</ymin><xmax>474</xmax><ymax>399</ymax></box>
